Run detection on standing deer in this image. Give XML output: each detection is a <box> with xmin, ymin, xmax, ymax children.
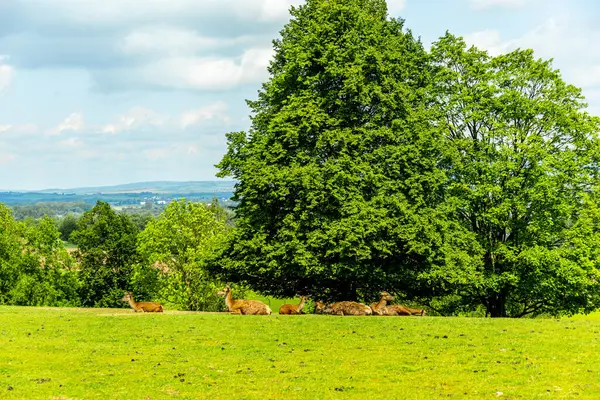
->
<box><xmin>279</xmin><ymin>296</ymin><xmax>308</xmax><ymax>315</ymax></box>
<box><xmin>216</xmin><ymin>284</ymin><xmax>272</xmax><ymax>315</ymax></box>
<box><xmin>121</xmin><ymin>292</ymin><xmax>164</xmax><ymax>313</ymax></box>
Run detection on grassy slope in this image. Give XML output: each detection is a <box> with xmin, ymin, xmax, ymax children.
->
<box><xmin>1</xmin><ymin>307</ymin><xmax>599</xmax><ymax>400</ymax></box>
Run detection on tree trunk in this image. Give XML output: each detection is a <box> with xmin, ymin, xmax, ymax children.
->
<box><xmin>487</xmin><ymin>293</ymin><xmax>507</xmax><ymax>318</ymax></box>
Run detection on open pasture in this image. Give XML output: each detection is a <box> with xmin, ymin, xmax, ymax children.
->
<box><xmin>1</xmin><ymin>306</ymin><xmax>600</xmax><ymax>399</ymax></box>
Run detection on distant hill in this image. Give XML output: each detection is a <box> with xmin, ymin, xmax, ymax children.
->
<box><xmin>0</xmin><ymin>181</ymin><xmax>236</xmax><ymax>205</ymax></box>
<box><xmin>36</xmin><ymin>180</ymin><xmax>236</xmax><ymax>195</ymax></box>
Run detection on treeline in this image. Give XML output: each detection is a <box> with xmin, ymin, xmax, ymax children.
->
<box><xmin>0</xmin><ymin>199</ymin><xmax>236</xmax><ymax>311</ymax></box>
<box><xmin>10</xmin><ymin>202</ymin><xmax>93</xmax><ymax>220</ymax></box>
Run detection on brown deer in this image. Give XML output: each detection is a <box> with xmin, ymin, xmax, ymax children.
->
<box><xmin>404</xmin><ymin>306</ymin><xmax>427</xmax><ymax>316</ymax></box>
<box><xmin>377</xmin><ymin>302</ymin><xmax>427</xmax><ymax>316</ymax></box>
<box><xmin>370</xmin><ymin>291</ymin><xmax>395</xmax><ymax>315</ymax></box>
<box><xmin>315</xmin><ymin>300</ymin><xmax>372</xmax><ymax>315</ymax></box>
<box><xmin>216</xmin><ymin>284</ymin><xmax>272</xmax><ymax>315</ymax></box>
<box><xmin>315</xmin><ymin>301</ymin><xmax>333</xmax><ymax>314</ymax></box>
<box><xmin>279</xmin><ymin>296</ymin><xmax>308</xmax><ymax>315</ymax></box>
<box><xmin>121</xmin><ymin>292</ymin><xmax>164</xmax><ymax>313</ymax></box>
<box><xmin>315</xmin><ymin>300</ymin><xmax>372</xmax><ymax>316</ymax></box>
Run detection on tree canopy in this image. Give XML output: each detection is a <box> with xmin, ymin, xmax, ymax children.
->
<box><xmin>213</xmin><ymin>0</ymin><xmax>469</xmax><ymax>301</ymax></box>
<box><xmin>427</xmin><ymin>34</ymin><xmax>600</xmax><ymax>317</ymax></box>
<box><xmin>214</xmin><ymin>0</ymin><xmax>600</xmax><ymax>317</ymax></box>
<box><xmin>71</xmin><ymin>201</ymin><xmax>140</xmax><ymax>307</ymax></box>
<box><xmin>137</xmin><ymin>199</ymin><xmax>230</xmax><ymax>311</ymax></box>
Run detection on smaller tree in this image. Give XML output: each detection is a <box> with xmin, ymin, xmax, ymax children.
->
<box><xmin>11</xmin><ymin>216</ymin><xmax>80</xmax><ymax>306</ymax></box>
<box><xmin>71</xmin><ymin>201</ymin><xmax>140</xmax><ymax>307</ymax></box>
<box><xmin>0</xmin><ymin>203</ymin><xmax>25</xmax><ymax>303</ymax></box>
<box><xmin>58</xmin><ymin>213</ymin><xmax>79</xmax><ymax>242</ymax></box>
<box><xmin>137</xmin><ymin>199</ymin><xmax>230</xmax><ymax>311</ymax></box>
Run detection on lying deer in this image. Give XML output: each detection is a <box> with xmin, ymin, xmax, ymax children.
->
<box><xmin>121</xmin><ymin>292</ymin><xmax>164</xmax><ymax>313</ymax></box>
<box><xmin>315</xmin><ymin>300</ymin><xmax>372</xmax><ymax>316</ymax></box>
<box><xmin>216</xmin><ymin>284</ymin><xmax>272</xmax><ymax>315</ymax></box>
<box><xmin>279</xmin><ymin>296</ymin><xmax>308</xmax><ymax>315</ymax></box>
<box><xmin>370</xmin><ymin>291</ymin><xmax>395</xmax><ymax>315</ymax></box>
<box><xmin>369</xmin><ymin>291</ymin><xmax>427</xmax><ymax>316</ymax></box>
<box><xmin>315</xmin><ymin>301</ymin><xmax>332</xmax><ymax>314</ymax></box>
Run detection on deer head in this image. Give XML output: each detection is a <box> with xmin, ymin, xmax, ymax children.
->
<box><xmin>216</xmin><ymin>284</ymin><xmax>231</xmax><ymax>297</ymax></box>
<box><xmin>380</xmin><ymin>291</ymin><xmax>395</xmax><ymax>302</ymax></box>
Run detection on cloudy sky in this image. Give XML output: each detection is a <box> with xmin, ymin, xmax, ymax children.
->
<box><xmin>1</xmin><ymin>0</ymin><xmax>599</xmax><ymax>190</ymax></box>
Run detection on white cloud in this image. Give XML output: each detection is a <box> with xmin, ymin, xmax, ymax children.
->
<box><xmin>48</xmin><ymin>113</ymin><xmax>84</xmax><ymax>136</ymax></box>
<box><xmin>19</xmin><ymin>0</ymin><xmax>303</xmax><ymax>26</ymax></box>
<box><xmin>463</xmin><ymin>16</ymin><xmax>600</xmax><ymax>104</ymax></box>
<box><xmin>119</xmin><ymin>27</ymin><xmax>221</xmax><ymax>56</ymax></box>
<box><xmin>136</xmin><ymin>47</ymin><xmax>273</xmax><ymax>91</ymax></box>
<box><xmin>469</xmin><ymin>0</ymin><xmax>534</xmax><ymax>10</ymax></box>
<box><xmin>0</xmin><ymin>62</ymin><xmax>14</xmax><ymax>91</ymax></box>
<box><xmin>0</xmin><ymin>151</ymin><xmax>16</xmax><ymax>165</ymax></box>
<box><xmin>0</xmin><ymin>124</ymin><xmax>39</xmax><ymax>136</ymax></box>
<box><xmin>102</xmin><ymin>107</ymin><xmax>167</xmax><ymax>134</ymax></box>
<box><xmin>250</xmin><ymin>0</ymin><xmax>304</xmax><ymax>22</ymax></box>
<box><xmin>180</xmin><ymin>101</ymin><xmax>230</xmax><ymax>129</ymax></box>
<box><xmin>59</xmin><ymin>137</ymin><xmax>84</xmax><ymax>149</ymax></box>
<box><xmin>144</xmin><ymin>147</ymin><xmax>171</xmax><ymax>161</ymax></box>
<box><xmin>386</xmin><ymin>0</ymin><xmax>407</xmax><ymax>13</ymax></box>
<box><xmin>463</xmin><ymin>29</ymin><xmax>506</xmax><ymax>56</ymax></box>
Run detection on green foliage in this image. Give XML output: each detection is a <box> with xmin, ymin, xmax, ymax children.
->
<box><xmin>57</xmin><ymin>213</ymin><xmax>79</xmax><ymax>242</ymax></box>
<box><xmin>213</xmin><ymin>0</ymin><xmax>474</xmax><ymax>302</ymax></box>
<box><xmin>427</xmin><ymin>34</ymin><xmax>600</xmax><ymax>317</ymax></box>
<box><xmin>213</xmin><ymin>1</ymin><xmax>600</xmax><ymax>318</ymax></box>
<box><xmin>0</xmin><ymin>204</ymin><xmax>25</xmax><ymax>303</ymax></box>
<box><xmin>71</xmin><ymin>201</ymin><xmax>140</xmax><ymax>307</ymax></box>
<box><xmin>137</xmin><ymin>199</ymin><xmax>230</xmax><ymax>311</ymax></box>
<box><xmin>9</xmin><ymin>202</ymin><xmax>92</xmax><ymax>220</ymax></box>
<box><xmin>126</xmin><ymin>212</ymin><xmax>154</xmax><ymax>231</ymax></box>
<box><xmin>0</xmin><ymin>206</ymin><xmax>80</xmax><ymax>306</ymax></box>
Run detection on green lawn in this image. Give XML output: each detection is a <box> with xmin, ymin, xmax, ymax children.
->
<box><xmin>1</xmin><ymin>307</ymin><xmax>599</xmax><ymax>399</ymax></box>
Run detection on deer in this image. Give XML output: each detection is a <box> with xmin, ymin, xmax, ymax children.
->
<box><xmin>315</xmin><ymin>301</ymin><xmax>333</xmax><ymax>314</ymax></box>
<box><xmin>216</xmin><ymin>284</ymin><xmax>272</xmax><ymax>315</ymax></box>
<box><xmin>315</xmin><ymin>300</ymin><xmax>371</xmax><ymax>316</ymax></box>
<box><xmin>121</xmin><ymin>292</ymin><xmax>164</xmax><ymax>313</ymax></box>
<box><xmin>369</xmin><ymin>291</ymin><xmax>427</xmax><ymax>316</ymax></box>
<box><xmin>369</xmin><ymin>291</ymin><xmax>395</xmax><ymax>315</ymax></box>
<box><xmin>279</xmin><ymin>296</ymin><xmax>308</xmax><ymax>315</ymax></box>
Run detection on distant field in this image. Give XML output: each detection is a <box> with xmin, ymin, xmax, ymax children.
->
<box><xmin>1</xmin><ymin>307</ymin><xmax>599</xmax><ymax>399</ymax></box>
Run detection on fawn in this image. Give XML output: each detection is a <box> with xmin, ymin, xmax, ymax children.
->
<box><xmin>216</xmin><ymin>284</ymin><xmax>272</xmax><ymax>315</ymax></box>
<box><xmin>121</xmin><ymin>292</ymin><xmax>164</xmax><ymax>313</ymax></box>
<box><xmin>315</xmin><ymin>300</ymin><xmax>372</xmax><ymax>316</ymax></box>
<box><xmin>279</xmin><ymin>296</ymin><xmax>308</xmax><ymax>315</ymax></box>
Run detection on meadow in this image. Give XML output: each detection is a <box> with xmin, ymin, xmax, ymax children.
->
<box><xmin>1</xmin><ymin>306</ymin><xmax>599</xmax><ymax>399</ymax></box>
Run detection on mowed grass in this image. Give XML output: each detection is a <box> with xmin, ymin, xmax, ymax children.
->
<box><xmin>1</xmin><ymin>307</ymin><xmax>600</xmax><ymax>399</ymax></box>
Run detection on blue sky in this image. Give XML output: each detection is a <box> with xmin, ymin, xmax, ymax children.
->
<box><xmin>1</xmin><ymin>0</ymin><xmax>599</xmax><ymax>190</ymax></box>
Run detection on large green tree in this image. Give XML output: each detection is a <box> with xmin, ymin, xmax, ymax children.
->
<box><xmin>213</xmin><ymin>0</ymin><xmax>474</xmax><ymax>301</ymax></box>
<box><xmin>71</xmin><ymin>201</ymin><xmax>140</xmax><ymax>307</ymax></box>
<box><xmin>428</xmin><ymin>34</ymin><xmax>600</xmax><ymax>317</ymax></box>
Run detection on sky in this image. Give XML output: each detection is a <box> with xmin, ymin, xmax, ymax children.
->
<box><xmin>1</xmin><ymin>0</ymin><xmax>599</xmax><ymax>190</ymax></box>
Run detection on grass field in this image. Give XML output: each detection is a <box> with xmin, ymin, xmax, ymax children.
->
<box><xmin>1</xmin><ymin>307</ymin><xmax>600</xmax><ymax>399</ymax></box>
